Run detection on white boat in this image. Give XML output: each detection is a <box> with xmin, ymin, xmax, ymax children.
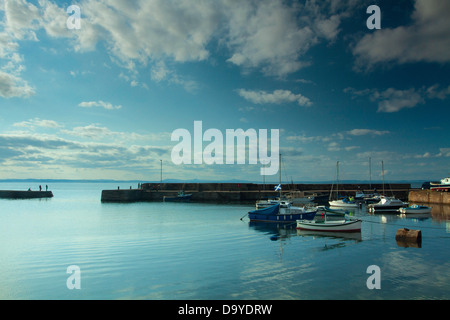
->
<box><xmin>328</xmin><ymin>161</ymin><xmax>359</xmax><ymax>208</ymax></box>
<box><xmin>329</xmin><ymin>198</ymin><xmax>359</xmax><ymax>208</ymax></box>
<box><xmin>316</xmin><ymin>206</ymin><xmax>347</xmax><ymax>216</ymax></box>
<box><xmin>256</xmin><ymin>198</ymin><xmax>285</xmax><ymax>209</ymax></box>
<box><xmin>368</xmin><ymin>196</ymin><xmax>407</xmax><ymax>213</ymax></box>
<box><xmin>399</xmin><ymin>204</ymin><xmax>432</xmax><ymax>214</ymax></box>
<box><xmin>430</xmin><ymin>177</ymin><xmax>450</xmax><ymax>192</ymax></box>
<box><xmin>296</xmin><ymin>218</ymin><xmax>362</xmax><ymax>232</ymax></box>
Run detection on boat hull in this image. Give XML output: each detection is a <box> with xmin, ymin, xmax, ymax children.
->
<box><xmin>367</xmin><ymin>196</ymin><xmax>407</xmax><ymax>213</ymax></box>
<box><xmin>329</xmin><ymin>200</ymin><xmax>358</xmax><ymax>208</ymax></box>
<box><xmin>368</xmin><ymin>205</ymin><xmax>404</xmax><ymax>213</ymax></box>
<box><xmin>163</xmin><ymin>195</ymin><xmax>192</xmax><ymax>202</ymax></box>
<box><xmin>399</xmin><ymin>206</ymin><xmax>432</xmax><ymax>214</ymax></box>
<box><xmin>248</xmin><ymin>203</ymin><xmax>316</xmax><ymax>223</ymax></box>
<box><xmin>430</xmin><ymin>177</ymin><xmax>450</xmax><ymax>192</ymax></box>
<box><xmin>249</xmin><ymin>211</ymin><xmax>316</xmax><ymax>223</ymax></box>
<box><xmin>296</xmin><ymin>219</ymin><xmax>362</xmax><ymax>232</ymax></box>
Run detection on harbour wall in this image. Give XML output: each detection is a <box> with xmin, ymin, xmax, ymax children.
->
<box><xmin>409</xmin><ymin>190</ymin><xmax>450</xmax><ymax>205</ymax></box>
<box><xmin>101</xmin><ymin>183</ymin><xmax>411</xmax><ymax>203</ymax></box>
<box><xmin>0</xmin><ymin>190</ymin><xmax>53</xmax><ymax>199</ymax></box>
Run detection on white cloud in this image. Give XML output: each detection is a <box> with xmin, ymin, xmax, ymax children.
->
<box><xmin>346</xmin><ymin>129</ymin><xmax>390</xmax><ymax>136</ymax></box>
<box><xmin>237</xmin><ymin>89</ymin><xmax>312</xmax><ymax>107</ymax></box>
<box><xmin>0</xmin><ymin>70</ymin><xmax>35</xmax><ymax>98</ymax></box>
<box><xmin>344</xmin><ymin>86</ymin><xmax>447</xmax><ymax>113</ymax></box>
<box><xmin>0</xmin><ymin>0</ymin><xmax>361</xmax><ymax>87</ymax></box>
<box><xmin>373</xmin><ymin>88</ymin><xmax>425</xmax><ymax>113</ymax></box>
<box><xmin>0</xmin><ymin>125</ymin><xmax>171</xmax><ymax>179</ymax></box>
<box><xmin>13</xmin><ymin>118</ymin><xmax>62</xmax><ymax>129</ymax></box>
<box><xmin>426</xmin><ymin>84</ymin><xmax>450</xmax><ymax>100</ymax></box>
<box><xmin>3</xmin><ymin>0</ymin><xmax>40</xmax><ymax>40</ymax></box>
<box><xmin>353</xmin><ymin>0</ymin><xmax>450</xmax><ymax>68</ymax></box>
<box><xmin>78</xmin><ymin>100</ymin><xmax>122</xmax><ymax>110</ymax></box>
<box><xmin>437</xmin><ymin>148</ymin><xmax>450</xmax><ymax>158</ymax></box>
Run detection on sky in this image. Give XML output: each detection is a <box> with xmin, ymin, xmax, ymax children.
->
<box><xmin>0</xmin><ymin>0</ymin><xmax>449</xmax><ymax>183</ymax></box>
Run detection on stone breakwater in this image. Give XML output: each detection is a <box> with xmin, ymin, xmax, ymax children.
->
<box><xmin>101</xmin><ymin>182</ymin><xmax>411</xmax><ymax>203</ymax></box>
<box><xmin>0</xmin><ymin>190</ymin><xmax>53</xmax><ymax>199</ymax></box>
<box><xmin>408</xmin><ymin>190</ymin><xmax>450</xmax><ymax>205</ymax></box>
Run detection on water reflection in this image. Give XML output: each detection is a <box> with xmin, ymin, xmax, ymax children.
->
<box><xmin>248</xmin><ymin>221</ymin><xmax>297</xmax><ymax>241</ymax></box>
<box><xmin>296</xmin><ymin>229</ymin><xmax>362</xmax><ymax>242</ymax></box>
<box><xmin>248</xmin><ymin>220</ymin><xmax>363</xmax><ymax>244</ymax></box>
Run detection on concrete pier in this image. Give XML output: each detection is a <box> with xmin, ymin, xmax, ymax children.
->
<box><xmin>408</xmin><ymin>190</ymin><xmax>450</xmax><ymax>205</ymax></box>
<box><xmin>0</xmin><ymin>190</ymin><xmax>53</xmax><ymax>199</ymax></box>
<box><xmin>101</xmin><ymin>182</ymin><xmax>411</xmax><ymax>203</ymax></box>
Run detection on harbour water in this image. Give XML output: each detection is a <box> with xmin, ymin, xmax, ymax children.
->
<box><xmin>0</xmin><ymin>182</ymin><xmax>449</xmax><ymax>300</ymax></box>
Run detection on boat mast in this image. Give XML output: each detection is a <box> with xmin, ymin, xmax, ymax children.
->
<box><xmin>336</xmin><ymin>161</ymin><xmax>339</xmax><ymax>200</ymax></box>
<box><xmin>381</xmin><ymin>160</ymin><xmax>385</xmax><ymax>195</ymax></box>
<box><xmin>369</xmin><ymin>157</ymin><xmax>372</xmax><ymax>189</ymax></box>
<box><xmin>279</xmin><ymin>153</ymin><xmax>282</xmax><ymax>198</ymax></box>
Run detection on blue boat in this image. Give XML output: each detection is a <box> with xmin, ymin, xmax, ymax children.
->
<box><xmin>163</xmin><ymin>190</ymin><xmax>192</xmax><ymax>202</ymax></box>
<box><xmin>248</xmin><ymin>203</ymin><xmax>317</xmax><ymax>223</ymax></box>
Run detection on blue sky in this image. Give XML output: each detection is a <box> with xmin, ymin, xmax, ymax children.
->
<box><xmin>0</xmin><ymin>0</ymin><xmax>449</xmax><ymax>183</ymax></box>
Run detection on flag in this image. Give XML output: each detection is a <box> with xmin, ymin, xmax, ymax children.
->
<box><xmin>274</xmin><ymin>184</ymin><xmax>281</xmax><ymax>191</ymax></box>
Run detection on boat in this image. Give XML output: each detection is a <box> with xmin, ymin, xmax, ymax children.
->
<box><xmin>248</xmin><ymin>203</ymin><xmax>317</xmax><ymax>223</ymax></box>
<box><xmin>316</xmin><ymin>206</ymin><xmax>348</xmax><ymax>217</ymax></box>
<box><xmin>329</xmin><ymin>197</ymin><xmax>359</xmax><ymax>208</ymax></box>
<box><xmin>163</xmin><ymin>190</ymin><xmax>192</xmax><ymax>202</ymax></box>
<box><xmin>296</xmin><ymin>217</ymin><xmax>362</xmax><ymax>232</ymax></box>
<box><xmin>328</xmin><ymin>161</ymin><xmax>359</xmax><ymax>208</ymax></box>
<box><xmin>367</xmin><ymin>161</ymin><xmax>408</xmax><ymax>213</ymax></box>
<box><xmin>399</xmin><ymin>204</ymin><xmax>432</xmax><ymax>214</ymax></box>
<box><xmin>355</xmin><ymin>191</ymin><xmax>381</xmax><ymax>203</ymax></box>
<box><xmin>256</xmin><ymin>198</ymin><xmax>289</xmax><ymax>209</ymax></box>
<box><xmin>255</xmin><ymin>154</ymin><xmax>299</xmax><ymax>210</ymax></box>
<box><xmin>430</xmin><ymin>177</ymin><xmax>450</xmax><ymax>192</ymax></box>
<box><xmin>367</xmin><ymin>196</ymin><xmax>407</xmax><ymax>213</ymax></box>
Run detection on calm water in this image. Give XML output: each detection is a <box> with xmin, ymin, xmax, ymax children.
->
<box><xmin>0</xmin><ymin>182</ymin><xmax>449</xmax><ymax>300</ymax></box>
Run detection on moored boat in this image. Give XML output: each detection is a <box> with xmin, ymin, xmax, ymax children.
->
<box><xmin>329</xmin><ymin>197</ymin><xmax>359</xmax><ymax>208</ymax></box>
<box><xmin>430</xmin><ymin>177</ymin><xmax>450</xmax><ymax>192</ymax></box>
<box><xmin>367</xmin><ymin>196</ymin><xmax>407</xmax><ymax>213</ymax></box>
<box><xmin>163</xmin><ymin>190</ymin><xmax>192</xmax><ymax>202</ymax></box>
<box><xmin>296</xmin><ymin>218</ymin><xmax>362</xmax><ymax>232</ymax></box>
<box><xmin>399</xmin><ymin>204</ymin><xmax>432</xmax><ymax>214</ymax></box>
<box><xmin>256</xmin><ymin>198</ymin><xmax>290</xmax><ymax>209</ymax></box>
<box><xmin>316</xmin><ymin>206</ymin><xmax>347</xmax><ymax>216</ymax></box>
<box><xmin>248</xmin><ymin>203</ymin><xmax>317</xmax><ymax>223</ymax></box>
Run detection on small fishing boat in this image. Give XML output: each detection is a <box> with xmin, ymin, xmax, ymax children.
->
<box><xmin>367</xmin><ymin>196</ymin><xmax>407</xmax><ymax>213</ymax></box>
<box><xmin>163</xmin><ymin>190</ymin><xmax>192</xmax><ymax>202</ymax></box>
<box><xmin>248</xmin><ymin>203</ymin><xmax>317</xmax><ymax>223</ymax></box>
<box><xmin>399</xmin><ymin>204</ymin><xmax>432</xmax><ymax>214</ymax></box>
<box><xmin>296</xmin><ymin>217</ymin><xmax>362</xmax><ymax>232</ymax></box>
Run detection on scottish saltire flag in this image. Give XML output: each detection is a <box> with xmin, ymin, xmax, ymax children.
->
<box><xmin>274</xmin><ymin>184</ymin><xmax>281</xmax><ymax>191</ymax></box>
